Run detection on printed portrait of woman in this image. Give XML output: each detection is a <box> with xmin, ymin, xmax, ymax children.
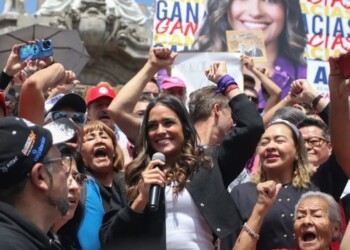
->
<box><xmin>193</xmin><ymin>0</ymin><xmax>307</xmax><ymax>108</ymax></box>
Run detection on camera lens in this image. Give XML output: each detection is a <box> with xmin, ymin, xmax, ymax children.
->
<box><xmin>33</xmin><ymin>45</ymin><xmax>39</xmax><ymax>53</ymax></box>
<box><xmin>43</xmin><ymin>40</ymin><xmax>51</xmax><ymax>49</ymax></box>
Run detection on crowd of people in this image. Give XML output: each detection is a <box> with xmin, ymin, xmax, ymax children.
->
<box><xmin>0</xmin><ymin>39</ymin><xmax>350</xmax><ymax>250</ymax></box>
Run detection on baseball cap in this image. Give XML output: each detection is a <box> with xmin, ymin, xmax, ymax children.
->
<box><xmin>45</xmin><ymin>93</ymin><xmax>86</xmax><ymax>114</ymax></box>
<box><xmin>44</xmin><ymin>118</ymin><xmax>77</xmax><ymax>145</ymax></box>
<box><xmin>0</xmin><ymin>117</ymin><xmax>75</xmax><ymax>188</ymax></box>
<box><xmin>160</xmin><ymin>77</ymin><xmax>186</xmax><ymax>90</ymax></box>
<box><xmin>86</xmin><ymin>82</ymin><xmax>116</xmax><ymax>106</ymax></box>
<box><xmin>0</xmin><ymin>92</ymin><xmax>6</xmax><ymax>116</ymax></box>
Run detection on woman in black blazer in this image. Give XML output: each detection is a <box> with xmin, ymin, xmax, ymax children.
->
<box><xmin>100</xmin><ymin>61</ymin><xmax>264</xmax><ymax>250</ymax></box>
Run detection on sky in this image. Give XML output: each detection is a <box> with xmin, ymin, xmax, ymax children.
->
<box><xmin>0</xmin><ymin>0</ymin><xmax>154</xmax><ymax>14</ymax></box>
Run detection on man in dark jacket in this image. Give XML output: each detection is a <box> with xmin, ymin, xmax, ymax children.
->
<box><xmin>0</xmin><ymin>117</ymin><xmax>74</xmax><ymax>249</ymax></box>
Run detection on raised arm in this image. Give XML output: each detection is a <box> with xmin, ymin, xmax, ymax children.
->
<box><xmin>328</xmin><ymin>56</ymin><xmax>350</xmax><ymax>176</ymax></box>
<box><xmin>241</xmin><ymin>56</ymin><xmax>281</xmax><ymax>111</ymax></box>
<box><xmin>0</xmin><ymin>43</ymin><xmax>27</xmax><ymax>90</ymax></box>
<box><xmin>204</xmin><ymin>61</ymin><xmax>241</xmax><ymax>99</ymax></box>
<box><xmin>46</xmin><ymin>70</ymin><xmax>79</xmax><ymax>99</ymax></box>
<box><xmin>262</xmin><ymin>93</ymin><xmax>295</xmax><ymax>128</ymax></box>
<box><xmin>205</xmin><ymin>62</ymin><xmax>264</xmax><ymax>187</ymax></box>
<box><xmin>289</xmin><ymin>79</ymin><xmax>329</xmax><ymax>122</ymax></box>
<box><xmin>107</xmin><ymin>47</ymin><xmax>176</xmax><ymax>144</ymax></box>
<box><xmin>261</xmin><ymin>77</ymin><xmax>331</xmax><ymax>127</ymax></box>
<box><xmin>233</xmin><ymin>181</ymin><xmax>281</xmax><ymax>250</ymax></box>
<box><xmin>19</xmin><ymin>63</ymin><xmax>65</xmax><ymax>125</ymax></box>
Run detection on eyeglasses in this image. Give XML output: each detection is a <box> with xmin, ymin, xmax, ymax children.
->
<box><xmin>45</xmin><ymin>111</ymin><xmax>87</xmax><ymax>125</ymax></box>
<box><xmin>69</xmin><ymin>173</ymin><xmax>88</xmax><ymax>186</ymax></box>
<box><xmin>304</xmin><ymin>137</ymin><xmax>328</xmax><ymax>147</ymax></box>
<box><xmin>42</xmin><ymin>156</ymin><xmax>73</xmax><ymax>175</ymax></box>
<box><xmin>247</xmin><ymin>95</ymin><xmax>259</xmax><ymax>104</ymax></box>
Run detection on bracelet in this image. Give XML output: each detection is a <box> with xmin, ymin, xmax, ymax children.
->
<box><xmin>311</xmin><ymin>94</ymin><xmax>323</xmax><ymax>110</ymax></box>
<box><xmin>216</xmin><ymin>74</ymin><xmax>238</xmax><ymax>94</ymax></box>
<box><xmin>242</xmin><ymin>223</ymin><xmax>260</xmax><ymax>240</ymax></box>
<box><xmin>224</xmin><ymin>84</ymin><xmax>239</xmax><ymax>95</ymax></box>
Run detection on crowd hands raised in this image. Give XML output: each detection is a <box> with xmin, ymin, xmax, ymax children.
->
<box><xmin>0</xmin><ymin>41</ymin><xmax>350</xmax><ymax>250</ymax></box>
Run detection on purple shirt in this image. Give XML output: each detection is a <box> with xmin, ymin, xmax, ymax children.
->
<box><xmin>258</xmin><ymin>56</ymin><xmax>307</xmax><ymax>109</ymax></box>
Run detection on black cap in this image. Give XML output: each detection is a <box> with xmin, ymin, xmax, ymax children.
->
<box><xmin>0</xmin><ymin>117</ymin><xmax>53</xmax><ymax>188</ymax></box>
<box><xmin>0</xmin><ymin>117</ymin><xmax>77</xmax><ymax>188</ymax></box>
<box><xmin>45</xmin><ymin>93</ymin><xmax>86</xmax><ymax>114</ymax></box>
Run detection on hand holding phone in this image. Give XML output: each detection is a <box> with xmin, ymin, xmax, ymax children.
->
<box><xmin>19</xmin><ymin>39</ymin><xmax>53</xmax><ymax>62</ymax></box>
<box><xmin>335</xmin><ymin>51</ymin><xmax>350</xmax><ymax>78</ymax></box>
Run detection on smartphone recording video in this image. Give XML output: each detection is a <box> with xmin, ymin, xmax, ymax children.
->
<box><xmin>19</xmin><ymin>39</ymin><xmax>53</xmax><ymax>62</ymax></box>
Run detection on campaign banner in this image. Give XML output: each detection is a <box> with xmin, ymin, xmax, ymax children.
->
<box><xmin>301</xmin><ymin>0</ymin><xmax>350</xmax><ymax>94</ymax></box>
<box><xmin>152</xmin><ymin>0</ymin><xmax>350</xmax><ymax>97</ymax></box>
<box><xmin>152</xmin><ymin>0</ymin><xmax>206</xmax><ymax>52</ymax></box>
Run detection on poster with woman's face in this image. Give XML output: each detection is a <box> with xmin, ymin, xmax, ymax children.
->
<box><xmin>152</xmin><ymin>0</ymin><xmax>350</xmax><ymax>99</ymax></box>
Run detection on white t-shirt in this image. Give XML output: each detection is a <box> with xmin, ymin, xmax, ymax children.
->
<box><xmin>165</xmin><ymin>184</ymin><xmax>214</xmax><ymax>250</ymax></box>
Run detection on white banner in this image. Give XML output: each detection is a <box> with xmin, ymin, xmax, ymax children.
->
<box><xmin>172</xmin><ymin>52</ymin><xmax>243</xmax><ymax>101</ymax></box>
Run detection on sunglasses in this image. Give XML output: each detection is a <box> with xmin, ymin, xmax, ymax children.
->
<box><xmin>45</xmin><ymin>111</ymin><xmax>87</xmax><ymax>125</ymax></box>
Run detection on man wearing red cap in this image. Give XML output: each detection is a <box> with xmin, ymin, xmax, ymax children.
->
<box><xmin>85</xmin><ymin>82</ymin><xmax>131</xmax><ymax>162</ymax></box>
<box><xmin>86</xmin><ymin>82</ymin><xmax>117</xmax><ymax>130</ymax></box>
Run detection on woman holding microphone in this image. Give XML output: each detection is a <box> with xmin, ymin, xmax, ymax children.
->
<box><xmin>100</xmin><ymin>47</ymin><xmax>264</xmax><ymax>250</ymax></box>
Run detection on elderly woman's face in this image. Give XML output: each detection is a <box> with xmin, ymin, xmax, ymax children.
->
<box><xmin>294</xmin><ymin>197</ymin><xmax>337</xmax><ymax>250</ymax></box>
<box><xmin>228</xmin><ymin>0</ymin><xmax>285</xmax><ymax>47</ymax></box>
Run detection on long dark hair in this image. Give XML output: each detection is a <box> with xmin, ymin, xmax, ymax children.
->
<box><xmin>125</xmin><ymin>95</ymin><xmax>208</xmax><ymax>201</ymax></box>
<box><xmin>193</xmin><ymin>0</ymin><xmax>306</xmax><ymax>65</ymax></box>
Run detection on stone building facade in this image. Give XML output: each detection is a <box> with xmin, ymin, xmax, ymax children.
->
<box><xmin>0</xmin><ymin>0</ymin><xmax>153</xmax><ymax>90</ymax></box>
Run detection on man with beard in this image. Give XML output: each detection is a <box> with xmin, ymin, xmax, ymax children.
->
<box><xmin>86</xmin><ymin>82</ymin><xmax>131</xmax><ymax>162</ymax></box>
<box><xmin>0</xmin><ymin>117</ymin><xmax>74</xmax><ymax>249</ymax></box>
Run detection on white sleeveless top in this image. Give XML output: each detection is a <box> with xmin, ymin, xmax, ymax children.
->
<box><xmin>165</xmin><ymin>183</ymin><xmax>214</xmax><ymax>250</ymax></box>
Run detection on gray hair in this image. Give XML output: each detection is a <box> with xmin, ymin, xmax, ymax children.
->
<box><xmin>271</xmin><ymin>106</ymin><xmax>307</xmax><ymax>126</ymax></box>
<box><xmin>188</xmin><ymin>86</ymin><xmax>229</xmax><ymax>124</ymax></box>
<box><xmin>294</xmin><ymin>191</ymin><xmax>341</xmax><ymax>225</ymax></box>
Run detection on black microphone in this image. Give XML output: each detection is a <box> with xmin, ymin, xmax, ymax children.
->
<box><xmin>148</xmin><ymin>152</ymin><xmax>166</xmax><ymax>212</ymax></box>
